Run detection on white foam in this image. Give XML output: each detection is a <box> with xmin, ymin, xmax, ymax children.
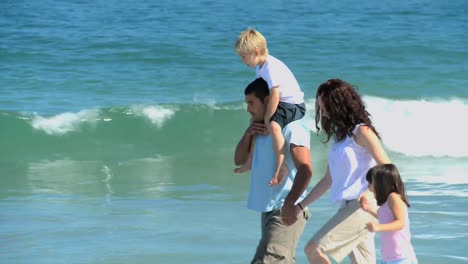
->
<box><xmin>31</xmin><ymin>109</ymin><xmax>99</xmax><ymax>135</ymax></box>
<box><xmin>304</xmin><ymin>99</ymin><xmax>318</xmax><ymax>132</ymax></box>
<box><xmin>366</xmin><ymin>96</ymin><xmax>468</xmax><ymax>157</ymax></box>
<box><xmin>414</xmin><ymin>233</ymin><xmax>465</xmax><ymax>240</ymax></box>
<box><xmin>101</xmin><ymin>165</ymin><xmax>114</xmax><ymax>204</ymax></box>
<box><xmin>305</xmin><ymin>96</ymin><xmax>468</xmax><ymax>157</ymax></box>
<box><xmin>131</xmin><ymin>105</ymin><xmax>176</xmax><ymax>128</ymax></box>
<box><xmin>192</xmin><ymin>93</ymin><xmax>218</xmax><ymax>106</ymax></box>
<box><xmin>408</xmin><ymin>189</ymin><xmax>468</xmax><ymax>198</ymax></box>
<box><xmin>210</xmin><ymin>103</ymin><xmax>245</xmax><ymax>111</ymax></box>
<box><xmin>398</xmin><ymin>157</ymin><xmax>468</xmax><ymax>184</ymax></box>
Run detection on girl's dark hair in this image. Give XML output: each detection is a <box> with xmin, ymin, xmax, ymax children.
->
<box><xmin>366</xmin><ymin>164</ymin><xmax>410</xmax><ymax>207</ymax></box>
<box><xmin>315</xmin><ymin>79</ymin><xmax>380</xmax><ymax>143</ymax></box>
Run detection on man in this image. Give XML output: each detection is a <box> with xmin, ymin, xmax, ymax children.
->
<box><xmin>234</xmin><ymin>77</ymin><xmax>313</xmax><ymax>263</ymax></box>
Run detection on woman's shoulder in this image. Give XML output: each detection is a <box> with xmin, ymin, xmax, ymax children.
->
<box><xmin>353</xmin><ymin>124</ymin><xmax>379</xmax><ymax>146</ymax></box>
<box><xmin>354</xmin><ymin>124</ymin><xmax>373</xmax><ymax>136</ymax></box>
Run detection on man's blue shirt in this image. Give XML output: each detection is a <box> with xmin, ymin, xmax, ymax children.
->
<box><xmin>247</xmin><ymin>119</ymin><xmax>311</xmax><ymax>212</ymax></box>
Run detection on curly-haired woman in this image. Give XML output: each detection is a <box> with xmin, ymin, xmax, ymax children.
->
<box><xmin>296</xmin><ymin>79</ymin><xmax>391</xmax><ymax>264</ymax></box>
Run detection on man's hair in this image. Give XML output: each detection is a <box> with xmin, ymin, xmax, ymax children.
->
<box><xmin>234</xmin><ymin>27</ymin><xmax>268</xmax><ymax>56</ymax></box>
<box><xmin>244</xmin><ymin>77</ymin><xmax>269</xmax><ymax>101</ymax></box>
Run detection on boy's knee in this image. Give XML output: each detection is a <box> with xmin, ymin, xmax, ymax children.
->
<box><xmin>269</xmin><ymin>121</ymin><xmax>282</xmax><ymax>132</ymax></box>
<box><xmin>270</xmin><ymin>120</ymin><xmax>280</xmax><ymax>128</ymax></box>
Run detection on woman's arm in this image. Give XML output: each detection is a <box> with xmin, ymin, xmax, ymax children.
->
<box><xmin>355</xmin><ymin>125</ymin><xmax>391</xmax><ymax>164</ymax></box>
<box><xmin>297</xmin><ymin>165</ymin><xmax>332</xmax><ymax>209</ymax></box>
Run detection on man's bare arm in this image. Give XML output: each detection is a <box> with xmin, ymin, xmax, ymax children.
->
<box><xmin>234</xmin><ymin>122</ymin><xmax>265</xmax><ymax>166</ymax></box>
<box><xmin>284</xmin><ymin>144</ymin><xmax>313</xmax><ymax>206</ymax></box>
<box><xmin>282</xmin><ymin>143</ymin><xmax>312</xmax><ymax>225</ymax></box>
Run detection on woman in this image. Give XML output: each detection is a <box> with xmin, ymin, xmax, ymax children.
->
<box><xmin>296</xmin><ymin>79</ymin><xmax>391</xmax><ymax>264</ymax></box>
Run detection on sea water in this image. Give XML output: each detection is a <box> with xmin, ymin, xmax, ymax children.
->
<box><xmin>1</xmin><ymin>0</ymin><xmax>467</xmax><ymax>263</ymax></box>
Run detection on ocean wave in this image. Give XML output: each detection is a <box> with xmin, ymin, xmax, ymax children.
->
<box><xmin>1</xmin><ymin>97</ymin><xmax>468</xmax><ymax>159</ymax></box>
<box><xmin>130</xmin><ymin>105</ymin><xmax>177</xmax><ymax>128</ymax></box>
<box><xmin>366</xmin><ymin>96</ymin><xmax>468</xmax><ymax>157</ymax></box>
<box><xmin>305</xmin><ymin>96</ymin><xmax>468</xmax><ymax>157</ymax></box>
<box><xmin>31</xmin><ymin>109</ymin><xmax>100</xmax><ymax>135</ymax></box>
<box><xmin>26</xmin><ymin>105</ymin><xmax>179</xmax><ymax>135</ymax></box>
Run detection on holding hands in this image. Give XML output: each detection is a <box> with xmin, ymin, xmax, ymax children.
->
<box><xmin>359</xmin><ymin>193</ymin><xmax>380</xmax><ymax>232</ymax></box>
<box><xmin>281</xmin><ymin>203</ymin><xmax>306</xmax><ymax>226</ymax></box>
<box><xmin>365</xmin><ymin>222</ymin><xmax>381</xmax><ymax>232</ymax></box>
<box><xmin>360</xmin><ymin>195</ymin><xmax>373</xmax><ymax>213</ymax></box>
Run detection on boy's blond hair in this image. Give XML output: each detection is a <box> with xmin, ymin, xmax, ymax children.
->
<box><xmin>234</xmin><ymin>27</ymin><xmax>268</xmax><ymax>56</ymax></box>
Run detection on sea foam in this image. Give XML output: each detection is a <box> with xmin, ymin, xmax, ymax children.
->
<box><xmin>31</xmin><ymin>109</ymin><xmax>99</xmax><ymax>135</ymax></box>
<box><xmin>131</xmin><ymin>105</ymin><xmax>176</xmax><ymax>128</ymax></box>
<box><xmin>367</xmin><ymin>96</ymin><xmax>468</xmax><ymax>157</ymax></box>
<box><xmin>305</xmin><ymin>96</ymin><xmax>468</xmax><ymax>158</ymax></box>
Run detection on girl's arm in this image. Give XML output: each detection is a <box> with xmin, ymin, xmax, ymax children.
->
<box><xmin>370</xmin><ymin>193</ymin><xmax>406</xmax><ymax>232</ymax></box>
<box><xmin>264</xmin><ymin>87</ymin><xmax>280</xmax><ymax>125</ymax></box>
<box><xmin>354</xmin><ymin>125</ymin><xmax>391</xmax><ymax>164</ymax></box>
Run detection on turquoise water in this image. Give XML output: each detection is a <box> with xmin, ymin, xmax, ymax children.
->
<box><xmin>1</xmin><ymin>0</ymin><xmax>467</xmax><ymax>263</ymax></box>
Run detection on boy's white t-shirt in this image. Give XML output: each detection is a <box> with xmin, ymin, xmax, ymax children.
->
<box><xmin>256</xmin><ymin>55</ymin><xmax>304</xmax><ymax>104</ymax></box>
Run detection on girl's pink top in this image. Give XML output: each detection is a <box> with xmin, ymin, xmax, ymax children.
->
<box><xmin>378</xmin><ymin>198</ymin><xmax>417</xmax><ymax>262</ymax></box>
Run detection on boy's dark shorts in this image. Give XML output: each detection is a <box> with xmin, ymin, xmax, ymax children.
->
<box><xmin>271</xmin><ymin>102</ymin><xmax>306</xmax><ymax>128</ymax></box>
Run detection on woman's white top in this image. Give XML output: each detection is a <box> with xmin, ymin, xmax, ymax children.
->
<box><xmin>328</xmin><ymin>124</ymin><xmax>377</xmax><ymax>204</ymax></box>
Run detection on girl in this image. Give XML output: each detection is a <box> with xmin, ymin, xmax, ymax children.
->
<box><xmin>362</xmin><ymin>164</ymin><xmax>418</xmax><ymax>264</ymax></box>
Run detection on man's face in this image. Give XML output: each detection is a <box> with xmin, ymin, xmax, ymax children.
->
<box><xmin>245</xmin><ymin>93</ymin><xmax>266</xmax><ymax>122</ymax></box>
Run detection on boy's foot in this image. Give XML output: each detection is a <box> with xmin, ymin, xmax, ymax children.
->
<box><xmin>269</xmin><ymin>165</ymin><xmax>288</xmax><ymax>186</ymax></box>
<box><xmin>234</xmin><ymin>166</ymin><xmax>249</xmax><ymax>173</ymax></box>
<box><xmin>269</xmin><ymin>176</ymin><xmax>280</xmax><ymax>186</ymax></box>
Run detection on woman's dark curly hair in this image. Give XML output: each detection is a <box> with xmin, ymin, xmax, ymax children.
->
<box><xmin>315</xmin><ymin>79</ymin><xmax>380</xmax><ymax>143</ymax></box>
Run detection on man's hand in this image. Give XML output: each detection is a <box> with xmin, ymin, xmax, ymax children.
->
<box><xmin>246</xmin><ymin>121</ymin><xmax>266</xmax><ymax>137</ymax></box>
<box><xmin>281</xmin><ymin>203</ymin><xmax>298</xmax><ymax>226</ymax></box>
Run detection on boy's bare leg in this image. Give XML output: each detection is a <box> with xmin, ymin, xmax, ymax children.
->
<box><xmin>275</xmin><ymin>162</ymin><xmax>289</xmax><ymax>184</ymax></box>
<box><xmin>268</xmin><ymin>161</ymin><xmax>289</xmax><ymax>186</ymax></box>
<box><xmin>269</xmin><ymin>121</ymin><xmax>286</xmax><ymax>186</ymax></box>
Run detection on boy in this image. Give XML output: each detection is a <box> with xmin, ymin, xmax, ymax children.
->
<box><xmin>234</xmin><ymin>27</ymin><xmax>306</xmax><ymax>186</ymax></box>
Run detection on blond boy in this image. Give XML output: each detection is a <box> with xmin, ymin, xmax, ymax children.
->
<box><xmin>234</xmin><ymin>27</ymin><xmax>306</xmax><ymax>186</ymax></box>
